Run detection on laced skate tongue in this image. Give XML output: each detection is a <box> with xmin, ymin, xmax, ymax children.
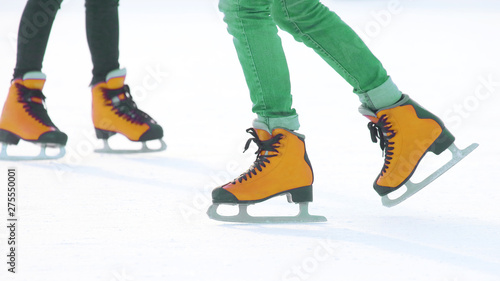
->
<box><xmin>234</xmin><ymin>129</ymin><xmax>277</xmax><ymax>183</ymax></box>
<box><xmin>14</xmin><ymin>84</ymin><xmax>59</xmax><ymax>129</ymax></box>
<box><xmin>255</xmin><ymin>128</ymin><xmax>271</xmax><ymax>140</ymax></box>
<box><xmin>254</xmin><ymin>129</ymin><xmax>273</xmax><ymax>156</ymax></box>
<box><xmin>22</xmin><ymin>77</ymin><xmax>46</xmax><ymax>90</ymax></box>
<box><xmin>103</xmin><ymin>85</ymin><xmax>150</xmax><ymax>125</ymax></box>
<box><xmin>232</xmin><ymin>128</ymin><xmax>292</xmax><ymax>184</ymax></box>
<box><xmin>367</xmin><ymin>121</ymin><xmax>389</xmax><ymax>153</ymax></box>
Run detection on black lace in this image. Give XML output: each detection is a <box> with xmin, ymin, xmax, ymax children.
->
<box><xmin>367</xmin><ymin>115</ymin><xmax>396</xmax><ymax>174</ymax></box>
<box><xmin>16</xmin><ymin>84</ymin><xmax>56</xmax><ymax>127</ymax></box>
<box><xmin>103</xmin><ymin>85</ymin><xmax>153</xmax><ymax>125</ymax></box>
<box><xmin>232</xmin><ymin>128</ymin><xmax>284</xmax><ymax>184</ymax></box>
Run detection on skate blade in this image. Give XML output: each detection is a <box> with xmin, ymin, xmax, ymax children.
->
<box><xmin>207</xmin><ymin>203</ymin><xmax>327</xmax><ymax>223</ymax></box>
<box><xmin>94</xmin><ymin>138</ymin><xmax>167</xmax><ymax>154</ymax></box>
<box><xmin>0</xmin><ymin>142</ymin><xmax>66</xmax><ymax>161</ymax></box>
<box><xmin>381</xmin><ymin>142</ymin><xmax>479</xmax><ymax>207</ymax></box>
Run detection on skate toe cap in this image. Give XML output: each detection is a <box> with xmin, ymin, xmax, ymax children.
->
<box><xmin>139</xmin><ymin>123</ymin><xmax>163</xmax><ymax>141</ymax></box>
<box><xmin>373</xmin><ymin>174</ymin><xmax>409</xmax><ymax>196</ymax></box>
<box><xmin>212</xmin><ymin>187</ymin><xmax>238</xmax><ymax>203</ymax></box>
<box><xmin>38</xmin><ymin>131</ymin><xmax>68</xmax><ymax>146</ymax></box>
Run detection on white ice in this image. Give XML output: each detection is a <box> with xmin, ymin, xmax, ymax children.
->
<box><xmin>0</xmin><ymin>0</ymin><xmax>499</xmax><ymax>280</ymax></box>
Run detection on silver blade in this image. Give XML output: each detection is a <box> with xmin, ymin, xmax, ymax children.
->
<box><xmin>95</xmin><ymin>139</ymin><xmax>167</xmax><ymax>154</ymax></box>
<box><xmin>0</xmin><ymin>143</ymin><xmax>66</xmax><ymax>161</ymax></box>
<box><xmin>381</xmin><ymin>142</ymin><xmax>479</xmax><ymax>207</ymax></box>
<box><xmin>207</xmin><ymin>203</ymin><xmax>327</xmax><ymax>223</ymax></box>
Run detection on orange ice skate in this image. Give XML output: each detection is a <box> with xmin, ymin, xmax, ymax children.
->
<box><xmin>361</xmin><ymin>94</ymin><xmax>478</xmax><ymax>207</ymax></box>
<box><xmin>207</xmin><ymin>127</ymin><xmax>326</xmax><ymax>223</ymax></box>
<box><xmin>0</xmin><ymin>72</ymin><xmax>67</xmax><ymax>160</ymax></box>
<box><xmin>92</xmin><ymin>69</ymin><xmax>166</xmax><ymax>153</ymax></box>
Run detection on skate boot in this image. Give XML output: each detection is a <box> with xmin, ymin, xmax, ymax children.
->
<box><xmin>361</xmin><ymin>94</ymin><xmax>478</xmax><ymax>207</ymax></box>
<box><xmin>92</xmin><ymin>69</ymin><xmax>166</xmax><ymax>153</ymax></box>
<box><xmin>0</xmin><ymin>72</ymin><xmax>67</xmax><ymax>160</ymax></box>
<box><xmin>207</xmin><ymin>127</ymin><xmax>326</xmax><ymax>223</ymax></box>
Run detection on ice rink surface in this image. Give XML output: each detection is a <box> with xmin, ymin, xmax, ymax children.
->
<box><xmin>0</xmin><ymin>0</ymin><xmax>499</xmax><ymax>280</ymax></box>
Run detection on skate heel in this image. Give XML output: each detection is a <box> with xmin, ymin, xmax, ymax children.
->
<box><xmin>0</xmin><ymin>129</ymin><xmax>21</xmax><ymax>145</ymax></box>
<box><xmin>286</xmin><ymin>185</ymin><xmax>313</xmax><ymax>203</ymax></box>
<box><xmin>428</xmin><ymin>127</ymin><xmax>455</xmax><ymax>155</ymax></box>
<box><xmin>95</xmin><ymin>128</ymin><xmax>116</xmax><ymax>140</ymax></box>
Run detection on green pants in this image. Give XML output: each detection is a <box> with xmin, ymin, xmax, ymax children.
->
<box><xmin>220</xmin><ymin>0</ymin><xmax>401</xmax><ymax>130</ymax></box>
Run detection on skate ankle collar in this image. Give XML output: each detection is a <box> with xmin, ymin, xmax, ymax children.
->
<box><xmin>22</xmin><ymin>72</ymin><xmax>46</xmax><ymax>81</ymax></box>
<box><xmin>106</xmin><ymin>68</ymin><xmax>127</xmax><ymax>82</ymax></box>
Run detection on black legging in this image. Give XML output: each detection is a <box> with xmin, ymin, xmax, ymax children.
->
<box><xmin>14</xmin><ymin>0</ymin><xmax>120</xmax><ymax>85</ymax></box>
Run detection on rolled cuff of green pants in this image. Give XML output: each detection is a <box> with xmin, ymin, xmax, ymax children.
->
<box><xmin>253</xmin><ymin>115</ymin><xmax>300</xmax><ymax>132</ymax></box>
<box><xmin>356</xmin><ymin>76</ymin><xmax>402</xmax><ymax>110</ymax></box>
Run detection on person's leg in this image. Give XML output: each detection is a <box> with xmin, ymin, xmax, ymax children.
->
<box><xmin>271</xmin><ymin>0</ymin><xmax>401</xmax><ymax>110</ymax></box>
<box><xmin>219</xmin><ymin>0</ymin><xmax>299</xmax><ymax>131</ymax></box>
<box><xmin>85</xmin><ymin>0</ymin><xmax>120</xmax><ymax>85</ymax></box>
<box><xmin>270</xmin><ymin>0</ymin><xmax>468</xmax><ymax>199</ymax></box>
<box><xmin>86</xmin><ymin>0</ymin><xmax>164</xmax><ymax>148</ymax></box>
<box><xmin>210</xmin><ymin>0</ymin><xmax>320</xmax><ymax>219</ymax></box>
<box><xmin>0</xmin><ymin>0</ymin><xmax>67</xmax><ymax>157</ymax></box>
<box><xmin>13</xmin><ymin>0</ymin><xmax>63</xmax><ymax>79</ymax></box>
